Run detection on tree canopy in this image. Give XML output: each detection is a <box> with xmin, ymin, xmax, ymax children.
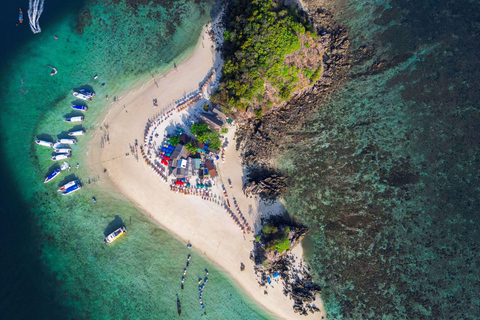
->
<box><xmin>212</xmin><ymin>0</ymin><xmax>320</xmax><ymax>115</ymax></box>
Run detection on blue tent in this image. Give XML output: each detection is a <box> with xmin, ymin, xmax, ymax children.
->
<box><xmin>273</xmin><ymin>272</ymin><xmax>279</xmax><ymax>278</ymax></box>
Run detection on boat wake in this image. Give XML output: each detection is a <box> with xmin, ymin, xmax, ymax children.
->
<box><xmin>28</xmin><ymin>0</ymin><xmax>44</xmax><ymax>34</ymax></box>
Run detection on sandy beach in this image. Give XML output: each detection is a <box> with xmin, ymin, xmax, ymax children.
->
<box><xmin>86</xmin><ymin>22</ymin><xmax>326</xmax><ymax>320</ymax></box>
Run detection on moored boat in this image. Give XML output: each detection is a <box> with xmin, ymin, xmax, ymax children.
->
<box><xmin>54</xmin><ymin>148</ymin><xmax>71</xmax><ymax>154</ymax></box>
<box><xmin>73</xmin><ymin>89</ymin><xmax>95</xmax><ymax>101</ymax></box>
<box><xmin>71</xmin><ymin>105</ymin><xmax>88</xmax><ymax>112</ymax></box>
<box><xmin>44</xmin><ymin>169</ymin><xmax>61</xmax><ymax>183</ymax></box>
<box><xmin>104</xmin><ymin>226</ymin><xmax>127</xmax><ymax>244</ymax></box>
<box><xmin>68</xmin><ymin>130</ymin><xmax>85</xmax><ymax>136</ymax></box>
<box><xmin>64</xmin><ymin>116</ymin><xmax>84</xmax><ymax>122</ymax></box>
<box><xmin>51</xmin><ymin>153</ymin><xmax>71</xmax><ymax>161</ymax></box>
<box><xmin>58</xmin><ymin>180</ymin><xmax>78</xmax><ymax>192</ymax></box>
<box><xmin>57</xmin><ymin>138</ymin><xmax>77</xmax><ymax>145</ymax></box>
<box><xmin>62</xmin><ymin>183</ymin><xmax>81</xmax><ymax>195</ymax></box>
<box><xmin>35</xmin><ymin>140</ymin><xmax>54</xmax><ymax>148</ymax></box>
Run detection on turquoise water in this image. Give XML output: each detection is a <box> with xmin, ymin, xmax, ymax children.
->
<box><xmin>0</xmin><ymin>0</ymin><xmax>271</xmax><ymax>318</ymax></box>
<box><xmin>280</xmin><ymin>0</ymin><xmax>480</xmax><ymax>318</ymax></box>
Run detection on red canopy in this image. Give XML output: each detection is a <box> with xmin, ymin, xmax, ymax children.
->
<box><xmin>175</xmin><ymin>181</ymin><xmax>184</xmax><ymax>185</ymax></box>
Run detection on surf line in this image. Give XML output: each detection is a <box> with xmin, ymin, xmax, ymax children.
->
<box><xmin>28</xmin><ymin>0</ymin><xmax>44</xmax><ymax>34</ymax></box>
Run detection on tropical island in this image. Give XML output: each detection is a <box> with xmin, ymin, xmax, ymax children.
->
<box><xmin>83</xmin><ymin>0</ymin><xmax>345</xmax><ymax>318</ymax></box>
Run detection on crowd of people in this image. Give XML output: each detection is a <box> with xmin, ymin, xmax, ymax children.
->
<box><xmin>223</xmin><ymin>185</ymin><xmax>252</xmax><ymax>234</ymax></box>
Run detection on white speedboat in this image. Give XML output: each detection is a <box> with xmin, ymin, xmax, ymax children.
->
<box><xmin>44</xmin><ymin>169</ymin><xmax>61</xmax><ymax>183</ymax></box>
<box><xmin>54</xmin><ymin>148</ymin><xmax>71</xmax><ymax>154</ymax></box>
<box><xmin>51</xmin><ymin>153</ymin><xmax>71</xmax><ymax>161</ymax></box>
<box><xmin>35</xmin><ymin>140</ymin><xmax>54</xmax><ymax>148</ymax></box>
<box><xmin>73</xmin><ymin>89</ymin><xmax>95</xmax><ymax>101</ymax></box>
<box><xmin>64</xmin><ymin>116</ymin><xmax>84</xmax><ymax>122</ymax></box>
<box><xmin>58</xmin><ymin>180</ymin><xmax>78</xmax><ymax>192</ymax></box>
<box><xmin>68</xmin><ymin>130</ymin><xmax>85</xmax><ymax>136</ymax></box>
<box><xmin>60</xmin><ymin>161</ymin><xmax>70</xmax><ymax>171</ymax></box>
<box><xmin>57</xmin><ymin>139</ymin><xmax>77</xmax><ymax>145</ymax></box>
<box><xmin>62</xmin><ymin>182</ymin><xmax>81</xmax><ymax>195</ymax></box>
<box><xmin>104</xmin><ymin>227</ymin><xmax>127</xmax><ymax>244</ymax></box>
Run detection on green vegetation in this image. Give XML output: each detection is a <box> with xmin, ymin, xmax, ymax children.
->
<box><xmin>185</xmin><ymin>142</ymin><xmax>197</xmax><ymax>154</ymax></box>
<box><xmin>169</xmin><ymin>135</ymin><xmax>180</xmax><ymax>146</ymax></box>
<box><xmin>203</xmin><ymin>103</ymin><xmax>209</xmax><ymax>111</ymax></box>
<box><xmin>261</xmin><ymin>223</ymin><xmax>291</xmax><ymax>253</ymax></box>
<box><xmin>212</xmin><ymin>0</ymin><xmax>320</xmax><ymax>115</ymax></box>
<box><xmin>255</xmin><ymin>235</ymin><xmax>261</xmax><ymax>242</ymax></box>
<box><xmin>221</xmin><ymin>127</ymin><xmax>229</xmax><ymax>134</ymax></box>
<box><xmin>190</xmin><ymin>122</ymin><xmax>222</xmax><ymax>150</ymax></box>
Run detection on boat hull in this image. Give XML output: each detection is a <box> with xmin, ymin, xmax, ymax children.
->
<box><xmin>62</xmin><ymin>184</ymin><xmax>81</xmax><ymax>195</ymax></box>
<box><xmin>68</xmin><ymin>130</ymin><xmax>85</xmax><ymax>136</ymax></box>
<box><xmin>104</xmin><ymin>227</ymin><xmax>127</xmax><ymax>244</ymax></box>
<box><xmin>57</xmin><ymin>139</ymin><xmax>77</xmax><ymax>145</ymax></box>
<box><xmin>71</xmin><ymin>105</ymin><xmax>88</xmax><ymax>112</ymax></box>
<box><xmin>51</xmin><ymin>154</ymin><xmax>71</xmax><ymax>161</ymax></box>
<box><xmin>44</xmin><ymin>169</ymin><xmax>61</xmax><ymax>183</ymax></box>
<box><xmin>64</xmin><ymin>116</ymin><xmax>84</xmax><ymax>122</ymax></box>
<box><xmin>35</xmin><ymin>140</ymin><xmax>54</xmax><ymax>148</ymax></box>
<box><xmin>58</xmin><ymin>180</ymin><xmax>78</xmax><ymax>192</ymax></box>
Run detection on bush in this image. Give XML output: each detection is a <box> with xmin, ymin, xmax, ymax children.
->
<box><xmin>221</xmin><ymin>127</ymin><xmax>229</xmax><ymax>134</ymax></box>
<box><xmin>169</xmin><ymin>136</ymin><xmax>180</xmax><ymax>146</ymax></box>
<box><xmin>262</xmin><ymin>223</ymin><xmax>278</xmax><ymax>235</ymax></box>
<box><xmin>185</xmin><ymin>142</ymin><xmax>197</xmax><ymax>154</ymax></box>
<box><xmin>203</xmin><ymin>103</ymin><xmax>209</xmax><ymax>111</ymax></box>
<box><xmin>255</xmin><ymin>108</ymin><xmax>263</xmax><ymax>119</ymax></box>
<box><xmin>255</xmin><ymin>235</ymin><xmax>261</xmax><ymax>242</ymax></box>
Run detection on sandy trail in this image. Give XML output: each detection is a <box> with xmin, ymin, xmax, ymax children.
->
<box><xmin>86</xmin><ymin>24</ymin><xmax>325</xmax><ymax>320</ymax></box>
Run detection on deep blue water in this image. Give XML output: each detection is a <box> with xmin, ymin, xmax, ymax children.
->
<box><xmin>0</xmin><ymin>2</ymin><xmax>86</xmax><ymax>318</ymax></box>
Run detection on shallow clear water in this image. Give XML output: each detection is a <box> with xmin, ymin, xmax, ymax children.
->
<box><xmin>281</xmin><ymin>0</ymin><xmax>480</xmax><ymax>318</ymax></box>
<box><xmin>0</xmin><ymin>0</ymin><xmax>270</xmax><ymax>319</ymax></box>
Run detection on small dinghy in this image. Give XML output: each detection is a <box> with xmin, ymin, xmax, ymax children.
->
<box><xmin>35</xmin><ymin>140</ymin><xmax>54</xmax><ymax>148</ymax></box>
<box><xmin>64</xmin><ymin>116</ymin><xmax>84</xmax><ymax>122</ymax></box>
<box><xmin>68</xmin><ymin>130</ymin><xmax>85</xmax><ymax>136</ymax></box>
<box><xmin>58</xmin><ymin>180</ymin><xmax>78</xmax><ymax>192</ymax></box>
<box><xmin>60</xmin><ymin>162</ymin><xmax>70</xmax><ymax>171</ymax></box>
<box><xmin>71</xmin><ymin>105</ymin><xmax>88</xmax><ymax>112</ymax></box>
<box><xmin>44</xmin><ymin>169</ymin><xmax>61</xmax><ymax>183</ymax></box>
<box><xmin>51</xmin><ymin>153</ymin><xmax>71</xmax><ymax>161</ymax></box>
<box><xmin>57</xmin><ymin>138</ymin><xmax>77</xmax><ymax>145</ymax></box>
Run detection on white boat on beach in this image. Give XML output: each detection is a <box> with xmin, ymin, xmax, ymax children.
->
<box><xmin>57</xmin><ymin>138</ymin><xmax>77</xmax><ymax>145</ymax></box>
<box><xmin>54</xmin><ymin>148</ymin><xmax>71</xmax><ymax>154</ymax></box>
<box><xmin>64</xmin><ymin>116</ymin><xmax>84</xmax><ymax>122</ymax></box>
<box><xmin>68</xmin><ymin>130</ymin><xmax>85</xmax><ymax>136</ymax></box>
<box><xmin>51</xmin><ymin>153</ymin><xmax>71</xmax><ymax>161</ymax></box>
<box><xmin>73</xmin><ymin>89</ymin><xmax>95</xmax><ymax>101</ymax></box>
<box><xmin>35</xmin><ymin>140</ymin><xmax>54</xmax><ymax>148</ymax></box>
<box><xmin>58</xmin><ymin>180</ymin><xmax>78</xmax><ymax>192</ymax></box>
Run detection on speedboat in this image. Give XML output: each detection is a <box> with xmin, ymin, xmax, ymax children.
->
<box><xmin>62</xmin><ymin>182</ymin><xmax>81</xmax><ymax>195</ymax></box>
<box><xmin>58</xmin><ymin>180</ymin><xmax>78</xmax><ymax>192</ymax></box>
<box><xmin>51</xmin><ymin>153</ymin><xmax>71</xmax><ymax>161</ymax></box>
<box><xmin>19</xmin><ymin>8</ymin><xmax>23</xmax><ymax>23</ymax></box>
<box><xmin>73</xmin><ymin>89</ymin><xmax>95</xmax><ymax>101</ymax></box>
<box><xmin>68</xmin><ymin>130</ymin><xmax>85</xmax><ymax>136</ymax></box>
<box><xmin>64</xmin><ymin>116</ymin><xmax>84</xmax><ymax>122</ymax></box>
<box><xmin>104</xmin><ymin>226</ymin><xmax>127</xmax><ymax>244</ymax></box>
<box><xmin>35</xmin><ymin>140</ymin><xmax>54</xmax><ymax>148</ymax></box>
<box><xmin>57</xmin><ymin>138</ymin><xmax>77</xmax><ymax>145</ymax></box>
<box><xmin>54</xmin><ymin>148</ymin><xmax>71</xmax><ymax>154</ymax></box>
<box><xmin>44</xmin><ymin>169</ymin><xmax>60</xmax><ymax>183</ymax></box>
<box><xmin>71</xmin><ymin>105</ymin><xmax>88</xmax><ymax>112</ymax></box>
